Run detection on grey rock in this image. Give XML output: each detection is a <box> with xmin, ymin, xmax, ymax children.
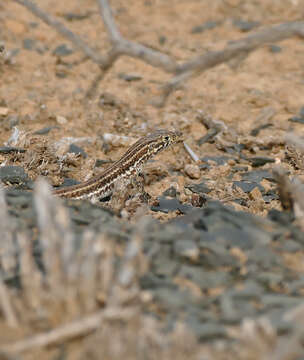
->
<box><xmin>0</xmin><ymin>166</ymin><xmax>31</xmax><ymax>186</ymax></box>
<box><xmin>69</xmin><ymin>144</ymin><xmax>87</xmax><ymax>158</ymax></box>
<box><xmin>187</xmin><ymin>320</ymin><xmax>227</xmax><ymax>341</ymax></box>
<box><xmin>174</xmin><ymin>239</ymin><xmax>200</xmax><ymax>261</ymax></box>
<box><xmin>53</xmin><ymin>44</ymin><xmax>74</xmax><ymax>57</ymax></box>
<box><xmin>0</xmin><ymin>147</ymin><xmax>25</xmax><ymax>154</ymax></box>
<box><xmin>247</xmin><ymin>246</ymin><xmax>282</xmax><ymax>270</ymax></box>
<box><xmin>179</xmin><ymin>265</ymin><xmax>232</xmax><ymax>289</ymax></box>
<box><xmin>260</xmin><ymin>294</ymin><xmax>302</xmax><ymax>308</ymax></box>
<box><xmin>233</xmin><ymin>180</ymin><xmax>264</xmax><ymax>193</ymax></box>
<box><xmin>185</xmin><ymin>182</ymin><xmax>211</xmax><ymax>194</ymax></box>
<box><xmin>191</xmin><ymin>20</ymin><xmax>219</xmax><ymax>34</ymax></box>
<box><xmin>241</xmin><ymin>170</ymin><xmax>274</xmax><ymax>182</ymax></box>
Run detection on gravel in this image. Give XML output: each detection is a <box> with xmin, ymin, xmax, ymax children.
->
<box><xmin>3</xmin><ymin>188</ymin><xmax>304</xmax><ymax>343</ymax></box>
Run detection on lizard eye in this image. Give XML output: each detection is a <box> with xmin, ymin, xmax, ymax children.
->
<box><xmin>164</xmin><ymin>135</ymin><xmax>170</xmax><ymax>142</ymax></box>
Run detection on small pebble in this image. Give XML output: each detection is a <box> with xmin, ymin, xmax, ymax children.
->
<box><xmin>185</xmin><ymin>164</ymin><xmax>201</xmax><ymax>179</ymax></box>
<box><xmin>0</xmin><ymin>107</ymin><xmax>9</xmax><ymax>116</ymax></box>
<box><xmin>249</xmin><ymin>187</ymin><xmax>263</xmax><ymax>201</ymax></box>
<box><xmin>56</xmin><ymin>115</ymin><xmax>68</xmax><ymax>125</ymax></box>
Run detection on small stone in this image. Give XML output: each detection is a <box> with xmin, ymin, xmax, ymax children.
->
<box><xmin>185</xmin><ymin>164</ymin><xmax>200</xmax><ymax>179</ymax></box>
<box><xmin>233</xmin><ymin>180</ymin><xmax>263</xmax><ymax>193</ymax></box>
<box><xmin>233</xmin><ymin>19</ymin><xmax>260</xmax><ymax>32</ymax></box>
<box><xmin>174</xmin><ymin>239</ymin><xmax>200</xmax><ymax>262</ymax></box>
<box><xmin>185</xmin><ymin>181</ymin><xmax>210</xmax><ymax>194</ymax></box>
<box><xmin>0</xmin><ymin>147</ymin><xmax>25</xmax><ymax>154</ymax></box>
<box><xmin>0</xmin><ymin>166</ymin><xmax>30</xmax><ymax>185</ymax></box>
<box><xmin>118</xmin><ymin>73</ymin><xmax>142</xmax><ymax>82</ymax></box>
<box><xmin>249</xmin><ymin>186</ymin><xmax>263</xmax><ymax>201</ymax></box>
<box><xmin>162</xmin><ymin>186</ymin><xmax>177</xmax><ymax>197</ymax></box>
<box><xmin>34</xmin><ymin>126</ymin><xmax>56</xmax><ymax>135</ymax></box>
<box><xmin>53</xmin><ymin>44</ymin><xmax>74</xmax><ymax>57</ymax></box>
<box><xmin>191</xmin><ymin>20</ymin><xmax>219</xmax><ymax>34</ymax></box>
<box><xmin>23</xmin><ymin>38</ymin><xmax>35</xmax><ymax>50</ymax></box>
<box><xmin>56</xmin><ymin>115</ymin><xmax>68</xmax><ymax>124</ymax></box>
<box><xmin>69</xmin><ymin>144</ymin><xmax>87</xmax><ymax>158</ymax></box>
<box><xmin>150</xmin><ymin>197</ymin><xmax>192</xmax><ymax>214</ymax></box>
<box><xmin>269</xmin><ymin>44</ymin><xmax>282</xmax><ymax>53</ymax></box>
<box><xmin>249</xmin><ymin>156</ymin><xmax>275</xmax><ymax>167</ymax></box>
<box><xmin>0</xmin><ymin>107</ymin><xmax>9</xmax><ymax>116</ymax></box>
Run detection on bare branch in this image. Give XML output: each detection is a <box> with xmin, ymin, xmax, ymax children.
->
<box><xmin>156</xmin><ymin>21</ymin><xmax>304</xmax><ymax>106</ymax></box>
<box><xmin>0</xmin><ymin>279</ymin><xmax>18</xmax><ymax>328</ymax></box>
<box><xmin>96</xmin><ymin>0</ymin><xmax>121</xmax><ymax>44</ymax></box>
<box><xmin>0</xmin><ymin>308</ymin><xmax>134</xmax><ymax>354</ymax></box>
<box><xmin>96</xmin><ymin>0</ymin><xmax>177</xmax><ymax>72</ymax></box>
<box><xmin>10</xmin><ymin>0</ymin><xmax>304</xmax><ymax>105</ymax></box>
<box><xmin>12</xmin><ymin>0</ymin><xmax>108</xmax><ymax>67</ymax></box>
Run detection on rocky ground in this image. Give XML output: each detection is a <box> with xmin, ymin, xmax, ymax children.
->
<box><xmin>1</xmin><ymin>0</ymin><xmax>304</xmax><ymax>359</ymax></box>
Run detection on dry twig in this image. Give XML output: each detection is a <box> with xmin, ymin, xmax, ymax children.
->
<box><xmin>0</xmin><ymin>308</ymin><xmax>135</xmax><ymax>354</ymax></box>
<box><xmin>11</xmin><ymin>0</ymin><xmax>304</xmax><ymax>104</ymax></box>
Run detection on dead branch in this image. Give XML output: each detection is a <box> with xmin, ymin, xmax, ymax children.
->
<box><xmin>96</xmin><ymin>0</ymin><xmax>177</xmax><ymax>72</ymax></box>
<box><xmin>12</xmin><ymin>0</ymin><xmax>108</xmax><ymax>67</ymax></box>
<box><xmin>10</xmin><ymin>0</ymin><xmax>304</xmax><ymax>105</ymax></box>
<box><xmin>0</xmin><ymin>279</ymin><xmax>18</xmax><ymax>328</ymax></box>
<box><xmin>156</xmin><ymin>21</ymin><xmax>304</xmax><ymax>106</ymax></box>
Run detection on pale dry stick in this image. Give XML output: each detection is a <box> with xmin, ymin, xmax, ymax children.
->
<box><xmin>12</xmin><ymin>0</ymin><xmax>178</xmax><ymax>98</ymax></box>
<box><xmin>96</xmin><ymin>0</ymin><xmax>177</xmax><ymax>72</ymax></box>
<box><xmin>183</xmin><ymin>142</ymin><xmax>200</xmax><ymax>162</ymax></box>
<box><xmin>0</xmin><ymin>279</ymin><xmax>18</xmax><ymax>328</ymax></box>
<box><xmin>0</xmin><ymin>307</ymin><xmax>135</xmax><ymax>354</ymax></box>
<box><xmin>155</xmin><ymin>21</ymin><xmax>304</xmax><ymax>106</ymax></box>
<box><xmin>12</xmin><ymin>0</ymin><xmax>108</xmax><ymax>67</ymax></box>
<box><xmin>34</xmin><ymin>179</ymin><xmax>75</xmax><ymax>301</ymax></box>
<box><xmin>0</xmin><ymin>189</ymin><xmax>18</xmax><ymax>327</ymax></box>
<box><xmin>11</xmin><ymin>0</ymin><xmax>304</xmax><ymax>105</ymax></box>
<box><xmin>17</xmin><ymin>233</ymin><xmax>45</xmax><ymax>319</ymax></box>
<box><xmin>92</xmin><ymin>0</ymin><xmax>178</xmax><ymax>97</ymax></box>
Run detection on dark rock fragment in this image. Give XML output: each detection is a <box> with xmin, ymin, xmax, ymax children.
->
<box><xmin>34</xmin><ymin>126</ymin><xmax>57</xmax><ymax>135</ymax></box>
<box><xmin>162</xmin><ymin>186</ymin><xmax>177</xmax><ymax>197</ymax></box>
<box><xmin>233</xmin><ymin>19</ymin><xmax>260</xmax><ymax>32</ymax></box>
<box><xmin>248</xmin><ymin>156</ymin><xmax>275</xmax><ymax>167</ymax></box>
<box><xmin>241</xmin><ymin>170</ymin><xmax>274</xmax><ymax>182</ymax></box>
<box><xmin>23</xmin><ymin>38</ymin><xmax>35</xmax><ymax>50</ymax></box>
<box><xmin>68</xmin><ymin>144</ymin><xmax>87</xmax><ymax>158</ymax></box>
<box><xmin>53</xmin><ymin>44</ymin><xmax>74</xmax><ymax>57</ymax></box>
<box><xmin>191</xmin><ymin>20</ymin><xmax>219</xmax><ymax>34</ymax></box>
<box><xmin>151</xmin><ymin>197</ymin><xmax>192</xmax><ymax>214</ymax></box>
<box><xmin>250</xmin><ymin>123</ymin><xmax>273</xmax><ymax>136</ymax></box>
<box><xmin>233</xmin><ymin>180</ymin><xmax>264</xmax><ymax>193</ymax></box>
<box><xmin>118</xmin><ymin>73</ymin><xmax>142</xmax><ymax>82</ymax></box>
<box><xmin>0</xmin><ymin>147</ymin><xmax>25</xmax><ymax>154</ymax></box>
<box><xmin>269</xmin><ymin>44</ymin><xmax>282</xmax><ymax>53</ymax></box>
<box><xmin>201</xmin><ymin>155</ymin><xmax>233</xmax><ymax>165</ymax></box>
<box><xmin>288</xmin><ymin>116</ymin><xmax>304</xmax><ymax>124</ymax></box>
<box><xmin>185</xmin><ymin>182</ymin><xmax>211</xmax><ymax>194</ymax></box>
<box><xmin>0</xmin><ymin>166</ymin><xmax>31</xmax><ymax>187</ymax></box>
<box><xmin>63</xmin><ymin>12</ymin><xmax>91</xmax><ymax>21</ymax></box>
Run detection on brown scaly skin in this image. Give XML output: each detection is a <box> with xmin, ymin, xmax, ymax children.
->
<box><xmin>53</xmin><ymin>130</ymin><xmax>183</xmax><ymax>200</ymax></box>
